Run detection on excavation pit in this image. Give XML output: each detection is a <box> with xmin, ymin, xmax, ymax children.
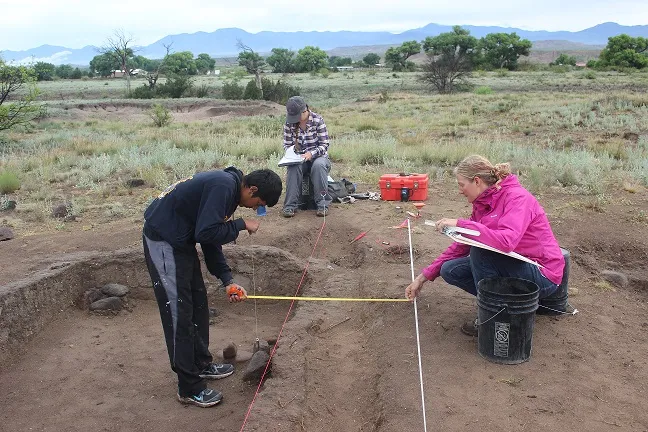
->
<box><xmin>2</xmin><ymin>208</ymin><xmax>648</xmax><ymax>431</ymax></box>
<box><xmin>0</xmin><ymin>245</ymin><xmax>318</xmax><ymax>431</ymax></box>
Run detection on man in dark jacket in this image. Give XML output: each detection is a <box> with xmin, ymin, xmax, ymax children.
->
<box><xmin>143</xmin><ymin>167</ymin><xmax>282</xmax><ymax>407</ymax></box>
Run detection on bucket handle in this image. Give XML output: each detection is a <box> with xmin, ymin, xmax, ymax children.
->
<box><xmin>476</xmin><ymin>307</ymin><xmax>506</xmax><ymax>327</ymax></box>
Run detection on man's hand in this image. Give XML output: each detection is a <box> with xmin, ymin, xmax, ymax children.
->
<box><xmin>226</xmin><ymin>283</ymin><xmax>248</xmax><ymax>303</ymax></box>
<box><xmin>244</xmin><ymin>219</ymin><xmax>260</xmax><ymax>234</ymax></box>
<box><xmin>302</xmin><ymin>151</ymin><xmax>313</xmax><ymax>161</ymax></box>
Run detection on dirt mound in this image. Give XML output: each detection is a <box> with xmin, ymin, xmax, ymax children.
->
<box><xmin>49</xmin><ymin>100</ymin><xmax>285</xmax><ymax>122</ymax></box>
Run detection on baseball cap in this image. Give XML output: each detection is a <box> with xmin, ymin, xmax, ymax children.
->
<box><xmin>286</xmin><ymin>96</ymin><xmax>307</xmax><ymax>124</ymax></box>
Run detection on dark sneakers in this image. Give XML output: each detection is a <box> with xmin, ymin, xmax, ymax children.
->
<box><xmin>199</xmin><ymin>363</ymin><xmax>235</xmax><ymax>380</ymax></box>
<box><xmin>460</xmin><ymin>319</ymin><xmax>479</xmax><ymax>337</ymax></box>
<box><xmin>176</xmin><ymin>363</ymin><xmax>233</xmax><ymax>407</ymax></box>
<box><xmin>282</xmin><ymin>208</ymin><xmax>295</xmax><ymax>218</ymax></box>
<box><xmin>177</xmin><ymin>388</ymin><xmax>223</xmax><ymax>408</ymax></box>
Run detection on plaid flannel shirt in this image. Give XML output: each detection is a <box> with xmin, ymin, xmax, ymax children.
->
<box><xmin>282</xmin><ymin>112</ymin><xmax>330</xmax><ymax>158</ymax></box>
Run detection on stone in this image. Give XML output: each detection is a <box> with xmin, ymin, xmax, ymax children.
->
<box><xmin>601</xmin><ymin>270</ymin><xmax>629</xmax><ymax>288</ymax></box>
<box><xmin>1</xmin><ymin>200</ymin><xmax>16</xmax><ymax>211</ymax></box>
<box><xmin>101</xmin><ymin>283</ymin><xmax>130</xmax><ymax>297</ymax></box>
<box><xmin>234</xmin><ymin>350</ymin><xmax>254</xmax><ymax>363</ymax></box>
<box><xmin>223</xmin><ymin>342</ymin><xmax>237</xmax><ymax>360</ymax></box>
<box><xmin>126</xmin><ymin>179</ymin><xmax>145</xmax><ymax>188</ymax></box>
<box><xmin>51</xmin><ymin>202</ymin><xmax>70</xmax><ymax>218</ymax></box>
<box><xmin>89</xmin><ymin>297</ymin><xmax>123</xmax><ymax>311</ymax></box>
<box><xmin>0</xmin><ymin>226</ymin><xmax>15</xmax><ymax>241</ymax></box>
<box><xmin>242</xmin><ymin>351</ymin><xmax>271</xmax><ymax>382</ymax></box>
<box><xmin>82</xmin><ymin>288</ymin><xmax>107</xmax><ymax>309</ymax></box>
<box><xmin>209</xmin><ymin>308</ymin><xmax>221</xmax><ymax>325</ymax></box>
<box><xmin>253</xmin><ymin>339</ymin><xmax>270</xmax><ymax>354</ymax></box>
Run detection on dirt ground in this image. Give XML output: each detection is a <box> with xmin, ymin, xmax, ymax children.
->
<box><xmin>1</xmin><ymin>181</ymin><xmax>648</xmax><ymax>431</ymax></box>
<box><xmin>49</xmin><ymin>100</ymin><xmax>286</xmax><ymax>123</ymax></box>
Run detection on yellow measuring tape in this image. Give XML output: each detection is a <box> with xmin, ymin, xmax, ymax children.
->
<box><xmin>246</xmin><ymin>295</ymin><xmax>410</xmax><ymax>302</ymax></box>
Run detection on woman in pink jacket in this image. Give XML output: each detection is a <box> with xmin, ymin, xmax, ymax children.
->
<box><xmin>405</xmin><ymin>155</ymin><xmax>565</xmax><ymax>335</ymax></box>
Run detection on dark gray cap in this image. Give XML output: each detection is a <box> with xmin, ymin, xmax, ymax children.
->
<box><xmin>286</xmin><ymin>96</ymin><xmax>307</xmax><ymax>123</ymax></box>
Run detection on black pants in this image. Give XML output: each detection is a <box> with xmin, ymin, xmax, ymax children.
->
<box><xmin>143</xmin><ymin>234</ymin><xmax>213</xmax><ymax>397</ymax></box>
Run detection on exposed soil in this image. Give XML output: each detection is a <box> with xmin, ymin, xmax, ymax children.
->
<box><xmin>1</xmin><ymin>182</ymin><xmax>648</xmax><ymax>431</ymax></box>
<box><xmin>47</xmin><ymin>100</ymin><xmax>285</xmax><ymax>123</ymax></box>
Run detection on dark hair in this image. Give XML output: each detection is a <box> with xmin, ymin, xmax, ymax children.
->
<box><xmin>243</xmin><ymin>169</ymin><xmax>283</xmax><ymax>207</ymax></box>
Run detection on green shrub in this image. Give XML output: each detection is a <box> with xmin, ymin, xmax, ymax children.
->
<box><xmin>0</xmin><ymin>170</ymin><xmax>21</xmax><ymax>194</ymax></box>
<box><xmin>222</xmin><ymin>81</ymin><xmax>244</xmax><ymax>100</ymax></box>
<box><xmin>403</xmin><ymin>61</ymin><xmax>417</xmax><ymax>72</ymax></box>
<box><xmin>357</xmin><ymin>149</ymin><xmax>386</xmax><ymax>165</ymax></box>
<box><xmin>474</xmin><ymin>86</ymin><xmax>494</xmax><ymax>95</ymax></box>
<box><xmin>157</xmin><ymin>74</ymin><xmax>194</xmax><ymax>98</ymax></box>
<box><xmin>496</xmin><ymin>69</ymin><xmax>509</xmax><ymax>77</ymax></box>
<box><xmin>551</xmin><ymin>65</ymin><xmax>570</xmax><ymax>74</ymax></box>
<box><xmin>243</xmin><ymin>80</ymin><xmax>263</xmax><ymax>100</ymax></box>
<box><xmin>260</xmin><ymin>78</ymin><xmax>301</xmax><ymax>104</ymax></box>
<box><xmin>319</xmin><ymin>68</ymin><xmax>330</xmax><ymax>78</ymax></box>
<box><xmin>558</xmin><ymin>169</ymin><xmax>579</xmax><ymax>187</ymax></box>
<box><xmin>149</xmin><ymin>104</ymin><xmax>172</xmax><ymax>127</ymax></box>
<box><xmin>195</xmin><ymin>84</ymin><xmax>211</xmax><ymax>98</ymax></box>
<box><xmin>70</xmin><ymin>68</ymin><xmax>84</xmax><ymax>79</ymax></box>
<box><xmin>131</xmin><ymin>85</ymin><xmax>156</xmax><ymax>99</ymax></box>
<box><xmin>494</xmin><ymin>100</ymin><xmax>521</xmax><ymax>113</ymax></box>
<box><xmin>250</xmin><ymin>117</ymin><xmax>283</xmax><ymax>138</ymax></box>
<box><xmin>550</xmin><ymin>54</ymin><xmax>577</xmax><ymax>66</ymax></box>
<box><xmin>356</xmin><ymin>123</ymin><xmax>380</xmax><ymax>132</ymax></box>
<box><xmin>582</xmin><ymin>70</ymin><xmax>596</xmax><ymax>80</ymax></box>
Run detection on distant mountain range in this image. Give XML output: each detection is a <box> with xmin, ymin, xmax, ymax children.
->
<box><xmin>2</xmin><ymin>22</ymin><xmax>646</xmax><ymax>66</ymax></box>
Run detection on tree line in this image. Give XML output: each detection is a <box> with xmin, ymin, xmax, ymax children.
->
<box><xmin>2</xmin><ymin>27</ymin><xmax>647</xmax><ymax>130</ymax></box>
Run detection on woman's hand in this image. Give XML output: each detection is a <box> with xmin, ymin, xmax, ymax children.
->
<box><xmin>405</xmin><ymin>274</ymin><xmax>428</xmax><ymax>301</ymax></box>
<box><xmin>435</xmin><ymin>218</ymin><xmax>458</xmax><ymax>232</ymax></box>
<box><xmin>302</xmin><ymin>151</ymin><xmax>313</xmax><ymax>161</ymax></box>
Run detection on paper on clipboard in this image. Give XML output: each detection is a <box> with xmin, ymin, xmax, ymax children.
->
<box><xmin>278</xmin><ymin>145</ymin><xmax>305</xmax><ymax>167</ymax></box>
<box><xmin>444</xmin><ymin>229</ymin><xmax>543</xmax><ymax>268</ymax></box>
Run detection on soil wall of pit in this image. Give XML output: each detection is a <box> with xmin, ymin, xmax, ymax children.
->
<box><xmin>0</xmin><ymin>245</ymin><xmax>310</xmax><ymax>363</ymax></box>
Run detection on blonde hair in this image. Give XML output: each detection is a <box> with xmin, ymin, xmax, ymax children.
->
<box><xmin>454</xmin><ymin>155</ymin><xmax>512</xmax><ymax>187</ymax></box>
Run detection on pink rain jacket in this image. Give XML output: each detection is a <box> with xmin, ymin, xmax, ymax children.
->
<box><xmin>422</xmin><ymin>175</ymin><xmax>564</xmax><ymax>285</ymax></box>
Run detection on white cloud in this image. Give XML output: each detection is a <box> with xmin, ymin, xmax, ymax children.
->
<box><xmin>8</xmin><ymin>51</ymin><xmax>73</xmax><ymax>66</ymax></box>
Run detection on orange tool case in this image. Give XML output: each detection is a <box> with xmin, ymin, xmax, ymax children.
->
<box><xmin>379</xmin><ymin>173</ymin><xmax>429</xmax><ymax>201</ymax></box>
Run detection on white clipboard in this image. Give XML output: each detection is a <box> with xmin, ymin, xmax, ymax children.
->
<box><xmin>444</xmin><ymin>228</ymin><xmax>543</xmax><ymax>268</ymax></box>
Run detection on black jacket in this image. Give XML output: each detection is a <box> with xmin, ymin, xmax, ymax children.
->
<box><xmin>143</xmin><ymin>167</ymin><xmax>246</xmax><ymax>285</ymax></box>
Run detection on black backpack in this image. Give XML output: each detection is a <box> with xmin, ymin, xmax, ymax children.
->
<box><xmin>327</xmin><ymin>179</ymin><xmax>356</xmax><ymax>202</ymax></box>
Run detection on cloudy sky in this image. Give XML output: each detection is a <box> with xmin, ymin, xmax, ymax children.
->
<box><xmin>2</xmin><ymin>0</ymin><xmax>647</xmax><ymax>51</ymax></box>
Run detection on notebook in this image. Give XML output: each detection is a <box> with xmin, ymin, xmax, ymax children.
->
<box><xmin>278</xmin><ymin>145</ymin><xmax>305</xmax><ymax>167</ymax></box>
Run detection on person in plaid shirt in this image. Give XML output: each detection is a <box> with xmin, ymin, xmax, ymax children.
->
<box><xmin>281</xmin><ymin>96</ymin><xmax>332</xmax><ymax>217</ymax></box>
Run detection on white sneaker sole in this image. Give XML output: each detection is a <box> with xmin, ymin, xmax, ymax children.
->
<box><xmin>199</xmin><ymin>369</ymin><xmax>234</xmax><ymax>380</ymax></box>
<box><xmin>177</xmin><ymin>394</ymin><xmax>222</xmax><ymax>408</ymax></box>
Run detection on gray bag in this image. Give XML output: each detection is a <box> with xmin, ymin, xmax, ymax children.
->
<box><xmin>327</xmin><ymin>179</ymin><xmax>356</xmax><ymax>202</ymax></box>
